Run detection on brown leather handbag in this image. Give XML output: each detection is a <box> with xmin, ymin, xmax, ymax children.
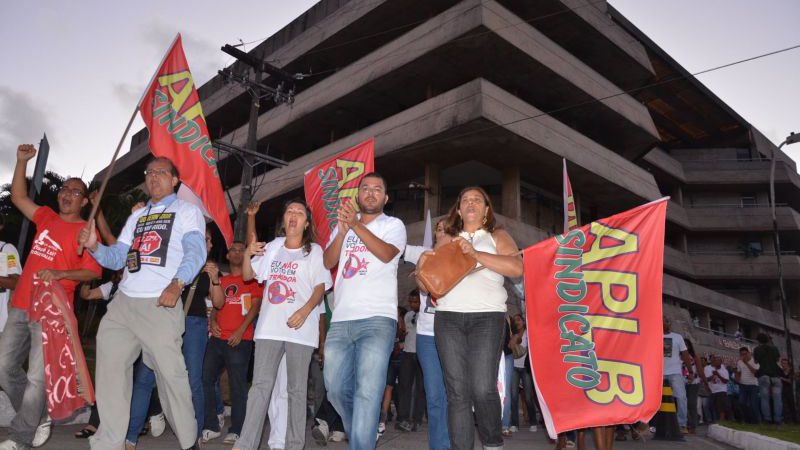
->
<box><xmin>416</xmin><ymin>240</ymin><xmax>477</xmax><ymax>298</ymax></box>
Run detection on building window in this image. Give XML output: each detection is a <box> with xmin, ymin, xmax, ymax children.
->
<box><xmin>740</xmin><ymin>194</ymin><xmax>757</xmax><ymax>208</ymax></box>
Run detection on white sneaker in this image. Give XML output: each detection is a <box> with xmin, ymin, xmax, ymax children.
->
<box><xmin>0</xmin><ymin>440</ymin><xmax>28</xmax><ymax>450</ymax></box>
<box><xmin>201</xmin><ymin>429</ymin><xmax>221</xmax><ymax>442</ymax></box>
<box><xmin>312</xmin><ymin>419</ymin><xmax>329</xmax><ymax>446</ymax></box>
<box><xmin>378</xmin><ymin>422</ymin><xmax>386</xmax><ymax>435</ymax></box>
<box><xmin>124</xmin><ymin>439</ymin><xmax>136</xmax><ymax>450</ymax></box>
<box><xmin>218</xmin><ymin>413</ymin><xmax>225</xmax><ymax>431</ymax></box>
<box><xmin>529</xmin><ymin>425</ymin><xmax>538</xmax><ymax>432</ymax></box>
<box><xmin>223</xmin><ymin>433</ymin><xmax>239</xmax><ymax>444</ymax></box>
<box><xmin>509</xmin><ymin>426</ymin><xmax>518</xmax><ymax>433</ymax></box>
<box><xmin>31</xmin><ymin>417</ymin><xmax>52</xmax><ymax>448</ymax></box>
<box><xmin>330</xmin><ymin>431</ymin><xmax>346</xmax><ymax>442</ymax></box>
<box><xmin>149</xmin><ymin>412</ymin><xmax>166</xmax><ymax>437</ymax></box>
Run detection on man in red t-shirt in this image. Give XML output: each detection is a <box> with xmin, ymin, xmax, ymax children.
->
<box><xmin>0</xmin><ymin>144</ymin><xmax>101</xmax><ymax>450</ymax></box>
<box><xmin>200</xmin><ymin>241</ymin><xmax>262</xmax><ymax>444</ymax></box>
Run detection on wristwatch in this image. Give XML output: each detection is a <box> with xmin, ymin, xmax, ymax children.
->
<box><xmin>173</xmin><ymin>278</ymin><xmax>186</xmax><ymax>289</ymax></box>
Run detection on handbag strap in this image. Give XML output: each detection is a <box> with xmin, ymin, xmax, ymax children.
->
<box><xmin>182</xmin><ymin>275</ymin><xmax>202</xmax><ymax>315</ymax></box>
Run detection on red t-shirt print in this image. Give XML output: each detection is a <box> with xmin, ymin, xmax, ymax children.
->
<box><xmin>217</xmin><ymin>274</ymin><xmax>263</xmax><ymax>341</ymax></box>
<box><xmin>12</xmin><ymin>207</ymin><xmax>102</xmax><ymax>311</ymax></box>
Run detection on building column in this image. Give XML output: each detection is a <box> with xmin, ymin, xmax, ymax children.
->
<box><xmin>502</xmin><ymin>167</ymin><xmax>521</xmax><ymax>221</ymax></box>
<box><xmin>424</xmin><ymin>164</ymin><xmax>440</xmax><ymax>217</ymax></box>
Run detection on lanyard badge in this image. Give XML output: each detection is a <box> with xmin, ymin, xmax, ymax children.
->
<box><xmin>127</xmin><ymin>249</ymin><xmax>141</xmax><ymax>273</ymax></box>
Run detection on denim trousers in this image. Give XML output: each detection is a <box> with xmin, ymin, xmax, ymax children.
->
<box><xmin>397</xmin><ymin>351</ymin><xmax>425</xmax><ymax>424</ymax></box>
<box><xmin>510</xmin><ymin>367</ymin><xmax>536</xmax><ymax>428</ymax></box>
<box><xmin>501</xmin><ymin>354</ymin><xmax>513</xmax><ymax>428</ymax></box>
<box><xmin>202</xmin><ymin>337</ymin><xmax>253</xmax><ymax>434</ymax></box>
<box><xmin>125</xmin><ymin>315</ymin><xmax>208</xmax><ymax>443</ymax></box>
<box><xmin>324</xmin><ymin>316</ymin><xmax>396</xmax><ymax>450</ymax></box>
<box><xmin>0</xmin><ymin>308</ymin><xmax>46</xmax><ymax>446</ymax></box>
<box><xmin>665</xmin><ymin>374</ymin><xmax>688</xmax><ymax>427</ymax></box>
<box><xmin>416</xmin><ymin>334</ymin><xmax>451</xmax><ymax>450</ymax></box>
<box><xmin>435</xmin><ymin>311</ymin><xmax>505</xmax><ymax>450</ymax></box>
<box><xmin>739</xmin><ymin>384</ymin><xmax>761</xmax><ymax>423</ymax></box>
<box><xmin>759</xmin><ymin>375</ymin><xmax>783</xmax><ymax>423</ymax></box>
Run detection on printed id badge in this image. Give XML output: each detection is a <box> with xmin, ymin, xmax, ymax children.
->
<box><xmin>126</xmin><ymin>249</ymin><xmax>141</xmax><ymax>273</ymax></box>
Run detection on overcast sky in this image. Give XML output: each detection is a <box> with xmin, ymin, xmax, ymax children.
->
<box><xmin>1</xmin><ymin>0</ymin><xmax>798</xmax><ymax>185</ymax></box>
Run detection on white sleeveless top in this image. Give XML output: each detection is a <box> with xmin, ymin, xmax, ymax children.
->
<box><xmin>435</xmin><ymin>229</ymin><xmax>507</xmax><ymax>313</ymax></box>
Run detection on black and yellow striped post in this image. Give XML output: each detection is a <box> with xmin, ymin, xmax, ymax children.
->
<box><xmin>652</xmin><ymin>378</ymin><xmax>684</xmax><ymax>441</ymax></box>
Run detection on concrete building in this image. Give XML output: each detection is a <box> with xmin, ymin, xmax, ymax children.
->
<box><xmin>96</xmin><ymin>0</ymin><xmax>800</xmax><ymax>362</ymax></box>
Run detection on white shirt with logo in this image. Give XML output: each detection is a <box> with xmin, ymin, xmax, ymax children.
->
<box><xmin>328</xmin><ymin>214</ymin><xmax>407</xmax><ymax>323</ymax></box>
<box><xmin>663</xmin><ymin>332</ymin><xmax>687</xmax><ymax>376</ymax></box>
<box><xmin>0</xmin><ymin>241</ymin><xmax>22</xmax><ymax>331</ymax></box>
<box><xmin>117</xmin><ymin>198</ymin><xmax>205</xmax><ymax>298</ymax></box>
<box><xmin>404</xmin><ymin>245</ymin><xmax>435</xmax><ymax>336</ymax></box>
<box><xmin>704</xmin><ymin>365</ymin><xmax>730</xmax><ymax>394</ymax></box>
<box><xmin>251</xmin><ymin>239</ymin><xmax>332</xmax><ymax>348</ymax></box>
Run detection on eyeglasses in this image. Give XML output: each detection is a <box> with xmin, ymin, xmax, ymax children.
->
<box><xmin>144</xmin><ymin>168</ymin><xmax>172</xmax><ymax>177</ymax></box>
<box><xmin>58</xmin><ymin>187</ymin><xmax>85</xmax><ymax>197</ymax></box>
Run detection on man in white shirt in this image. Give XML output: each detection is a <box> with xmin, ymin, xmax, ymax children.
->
<box><xmin>0</xmin><ymin>213</ymin><xmax>22</xmax><ymax>332</ymax></box>
<box><xmin>323</xmin><ymin>173</ymin><xmax>407</xmax><ymax>449</ymax></box>
<box><xmin>663</xmin><ymin>317</ymin><xmax>693</xmax><ymax>433</ymax></box>
<box><xmin>704</xmin><ymin>355</ymin><xmax>732</xmax><ymax>422</ymax></box>
<box><xmin>736</xmin><ymin>347</ymin><xmax>761</xmax><ymax>423</ymax></box>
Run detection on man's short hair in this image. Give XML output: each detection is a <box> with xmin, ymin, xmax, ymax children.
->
<box><xmin>148</xmin><ymin>156</ymin><xmax>180</xmax><ymax>178</ymax></box>
<box><xmin>756</xmin><ymin>333</ymin><xmax>769</xmax><ymax>344</ymax></box>
<box><xmin>64</xmin><ymin>177</ymin><xmax>89</xmax><ymax>195</ymax></box>
<box><xmin>739</xmin><ymin>347</ymin><xmax>749</xmax><ymax>353</ymax></box>
<box><xmin>359</xmin><ymin>172</ymin><xmax>387</xmax><ymax>191</ymax></box>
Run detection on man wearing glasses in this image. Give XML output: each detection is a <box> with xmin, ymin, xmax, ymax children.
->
<box><xmin>78</xmin><ymin>156</ymin><xmax>207</xmax><ymax>450</ymax></box>
<box><xmin>0</xmin><ymin>144</ymin><xmax>102</xmax><ymax>450</ymax></box>
<box><xmin>323</xmin><ymin>172</ymin><xmax>407</xmax><ymax>449</ymax></box>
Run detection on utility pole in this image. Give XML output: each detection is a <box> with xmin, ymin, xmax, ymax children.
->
<box><xmin>219</xmin><ymin>44</ymin><xmax>301</xmax><ymax>240</ymax></box>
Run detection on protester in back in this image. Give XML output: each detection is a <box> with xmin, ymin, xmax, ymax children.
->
<box><xmin>662</xmin><ymin>317</ymin><xmax>694</xmax><ymax>434</ymax></box>
<box><xmin>704</xmin><ymin>355</ymin><xmax>732</xmax><ymax>422</ymax></box>
<box><xmin>781</xmin><ymin>358</ymin><xmax>796</xmax><ymax>423</ymax></box>
<box><xmin>736</xmin><ymin>347</ymin><xmax>761</xmax><ymax>424</ymax></box>
<box><xmin>754</xmin><ymin>333</ymin><xmax>783</xmax><ymax>424</ymax></box>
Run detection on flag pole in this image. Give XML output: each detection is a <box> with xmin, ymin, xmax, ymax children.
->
<box><xmin>78</xmin><ymin>33</ymin><xmax>180</xmax><ymax>254</ymax></box>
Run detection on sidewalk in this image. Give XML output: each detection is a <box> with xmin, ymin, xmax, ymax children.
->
<box><xmin>3</xmin><ymin>422</ymin><xmax>736</xmax><ymax>450</ymax></box>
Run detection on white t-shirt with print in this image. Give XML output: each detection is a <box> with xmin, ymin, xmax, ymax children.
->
<box><xmin>0</xmin><ymin>241</ymin><xmax>22</xmax><ymax>331</ymax></box>
<box><xmin>328</xmin><ymin>214</ymin><xmax>406</xmax><ymax>323</ymax></box>
<box><xmin>737</xmin><ymin>359</ymin><xmax>760</xmax><ymax>386</ymax></box>
<box><xmin>116</xmin><ymin>198</ymin><xmax>206</xmax><ymax>298</ymax></box>
<box><xmin>663</xmin><ymin>332</ymin><xmax>687</xmax><ymax>376</ymax></box>
<box><xmin>704</xmin><ymin>365</ymin><xmax>730</xmax><ymax>394</ymax></box>
<box><xmin>404</xmin><ymin>245</ymin><xmax>435</xmax><ymax>336</ymax></box>
<box><xmin>251</xmin><ymin>239</ymin><xmax>332</xmax><ymax>348</ymax></box>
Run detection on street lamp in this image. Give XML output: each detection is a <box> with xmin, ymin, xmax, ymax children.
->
<box><xmin>769</xmin><ymin>131</ymin><xmax>799</xmax><ymax>400</ymax></box>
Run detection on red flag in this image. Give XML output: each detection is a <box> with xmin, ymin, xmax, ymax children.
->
<box><xmin>30</xmin><ymin>282</ymin><xmax>94</xmax><ymax>421</ymax></box>
<box><xmin>523</xmin><ymin>198</ymin><xmax>668</xmax><ymax>437</ymax></box>
<box><xmin>563</xmin><ymin>159</ymin><xmax>578</xmax><ymax>233</ymax></box>
<box><xmin>139</xmin><ymin>34</ymin><xmax>233</xmax><ymax>247</ymax></box>
<box><xmin>303</xmin><ymin>139</ymin><xmax>375</xmax><ymax>247</ymax></box>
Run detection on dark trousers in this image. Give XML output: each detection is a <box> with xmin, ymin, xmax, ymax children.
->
<box><xmin>397</xmin><ymin>351</ymin><xmax>426</xmax><ymax>424</ymax></box>
<box><xmin>315</xmin><ymin>394</ymin><xmax>344</xmax><ymax>432</ymax></box>
<box><xmin>686</xmin><ymin>384</ymin><xmax>699</xmax><ymax>429</ymax></box>
<box><xmin>739</xmin><ymin>384</ymin><xmax>761</xmax><ymax>423</ymax></box>
<box><xmin>510</xmin><ymin>367</ymin><xmax>536</xmax><ymax>427</ymax></box>
<box><xmin>435</xmin><ymin>311</ymin><xmax>505</xmax><ymax>450</ymax></box>
<box><xmin>202</xmin><ymin>337</ymin><xmax>253</xmax><ymax>434</ymax></box>
<box><xmin>711</xmin><ymin>392</ymin><xmax>733</xmax><ymax>421</ymax></box>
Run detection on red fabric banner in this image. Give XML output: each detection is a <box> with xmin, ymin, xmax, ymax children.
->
<box><xmin>303</xmin><ymin>139</ymin><xmax>375</xmax><ymax>246</ymax></box>
<box><xmin>524</xmin><ymin>198</ymin><xmax>668</xmax><ymax>437</ymax></box>
<box><xmin>139</xmin><ymin>34</ymin><xmax>233</xmax><ymax>246</ymax></box>
<box><xmin>30</xmin><ymin>281</ymin><xmax>94</xmax><ymax>421</ymax></box>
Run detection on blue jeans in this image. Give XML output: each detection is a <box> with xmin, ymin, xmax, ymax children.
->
<box><xmin>511</xmin><ymin>367</ymin><xmax>536</xmax><ymax>428</ymax></box>
<box><xmin>665</xmin><ymin>374</ymin><xmax>687</xmax><ymax>427</ymax></box>
<box><xmin>435</xmin><ymin>311</ymin><xmax>505</xmax><ymax>450</ymax></box>
<box><xmin>203</xmin><ymin>337</ymin><xmax>253</xmax><ymax>434</ymax></box>
<box><xmin>126</xmin><ymin>315</ymin><xmax>208</xmax><ymax>443</ymax></box>
<box><xmin>324</xmin><ymin>317</ymin><xmax>396</xmax><ymax>450</ymax></box>
<box><xmin>416</xmin><ymin>334</ymin><xmax>451</xmax><ymax>450</ymax></box>
<box><xmin>501</xmin><ymin>353</ymin><xmax>513</xmax><ymax>428</ymax></box>
<box><xmin>739</xmin><ymin>384</ymin><xmax>761</xmax><ymax>423</ymax></box>
<box><xmin>759</xmin><ymin>375</ymin><xmax>783</xmax><ymax>423</ymax></box>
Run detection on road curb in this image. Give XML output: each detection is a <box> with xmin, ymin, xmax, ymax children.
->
<box><xmin>708</xmin><ymin>424</ymin><xmax>800</xmax><ymax>450</ymax></box>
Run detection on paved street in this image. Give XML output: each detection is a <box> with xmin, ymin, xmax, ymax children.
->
<box><xmin>3</xmin><ymin>422</ymin><xmax>736</xmax><ymax>450</ymax></box>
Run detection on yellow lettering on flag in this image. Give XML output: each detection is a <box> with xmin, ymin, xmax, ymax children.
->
<box><xmin>586</xmin><ymin>359</ymin><xmax>645</xmax><ymax>406</ymax></box>
<box><xmin>157</xmin><ymin>71</ymin><xmax>205</xmax><ymax>122</ymax></box>
<box><xmin>583</xmin><ymin>222</ymin><xmax>638</xmax><ymax>265</ymax></box>
<box><xmin>584</xmin><ymin>270</ymin><xmax>638</xmax><ymax>314</ymax></box>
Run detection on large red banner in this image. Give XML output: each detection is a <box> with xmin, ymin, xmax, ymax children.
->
<box><xmin>303</xmin><ymin>139</ymin><xmax>375</xmax><ymax>246</ymax></box>
<box><xmin>30</xmin><ymin>281</ymin><xmax>94</xmax><ymax>421</ymax></box>
<box><xmin>524</xmin><ymin>198</ymin><xmax>668</xmax><ymax>437</ymax></box>
<box><xmin>139</xmin><ymin>34</ymin><xmax>234</xmax><ymax>246</ymax></box>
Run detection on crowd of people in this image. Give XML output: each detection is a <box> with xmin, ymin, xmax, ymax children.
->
<box><xmin>664</xmin><ymin>318</ymin><xmax>799</xmax><ymax>436</ymax></box>
<box><xmin>0</xmin><ymin>142</ymin><xmax>795</xmax><ymax>450</ymax></box>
